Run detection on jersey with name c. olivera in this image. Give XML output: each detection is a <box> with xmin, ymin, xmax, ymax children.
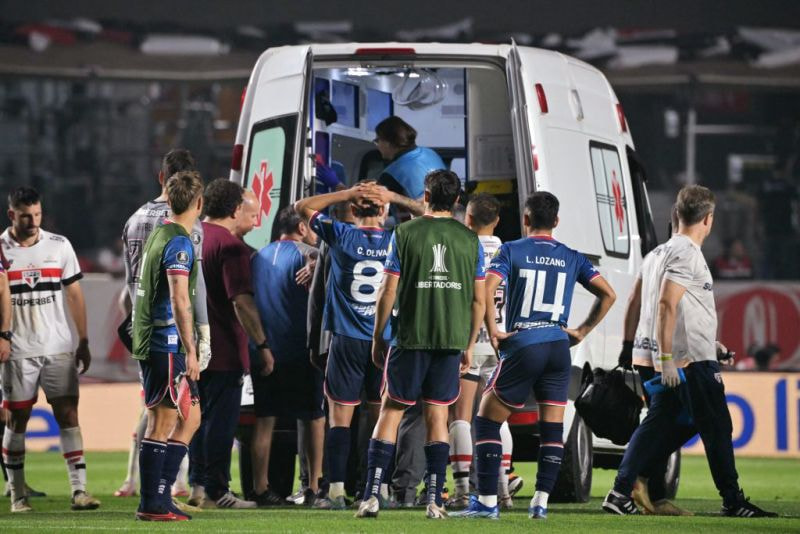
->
<box><xmin>132</xmin><ymin>222</ymin><xmax>197</xmax><ymax>360</ymax></box>
<box><xmin>488</xmin><ymin>235</ymin><xmax>599</xmax><ymax>356</ymax></box>
<box><xmin>384</xmin><ymin>216</ymin><xmax>485</xmax><ymax>350</ymax></box>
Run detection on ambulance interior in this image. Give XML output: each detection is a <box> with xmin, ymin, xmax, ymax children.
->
<box><xmin>311</xmin><ymin>64</ymin><xmax>522</xmax><ymax>241</ymax></box>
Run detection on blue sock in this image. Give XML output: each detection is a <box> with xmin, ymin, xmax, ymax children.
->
<box><xmin>326</xmin><ymin>426</ymin><xmax>351</xmax><ymax>484</ymax></box>
<box><xmin>159</xmin><ymin>440</ymin><xmax>188</xmax><ymax>505</ymax></box>
<box><xmin>363</xmin><ymin>439</ymin><xmax>395</xmax><ymax>500</ymax></box>
<box><xmin>139</xmin><ymin>439</ymin><xmax>167</xmax><ymax>512</ymax></box>
<box><xmin>536</xmin><ymin>421</ymin><xmax>564</xmax><ymax>493</ymax></box>
<box><xmin>424</xmin><ymin>441</ymin><xmax>449</xmax><ymax>507</ymax></box>
<box><xmin>474</xmin><ymin>416</ymin><xmax>502</xmax><ymax>497</ymax></box>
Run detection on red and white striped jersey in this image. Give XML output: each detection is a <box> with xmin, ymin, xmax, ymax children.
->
<box><xmin>0</xmin><ymin>228</ymin><xmax>82</xmax><ymax>359</ymax></box>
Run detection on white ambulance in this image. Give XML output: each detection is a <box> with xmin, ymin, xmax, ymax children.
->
<box><xmin>230</xmin><ymin>42</ymin><xmax>675</xmax><ymax>502</ymax></box>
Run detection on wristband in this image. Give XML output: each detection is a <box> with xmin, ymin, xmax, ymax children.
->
<box><xmin>256</xmin><ymin>340</ymin><xmax>270</xmax><ymax>351</ymax></box>
<box><xmin>658</xmin><ymin>353</ymin><xmax>673</xmax><ymax>362</ymax></box>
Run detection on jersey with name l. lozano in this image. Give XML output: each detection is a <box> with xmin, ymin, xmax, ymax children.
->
<box><xmin>487</xmin><ymin>234</ymin><xmax>599</xmax><ymax>357</ymax></box>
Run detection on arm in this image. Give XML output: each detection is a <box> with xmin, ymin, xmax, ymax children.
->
<box><xmin>619</xmin><ymin>277</ymin><xmax>642</xmax><ymax>368</ymax></box>
<box><xmin>362</xmin><ymin>185</ymin><xmax>425</xmax><ymax>217</ymax></box>
<box><xmin>64</xmin><ymin>281</ymin><xmax>91</xmax><ymax>374</ymax></box>
<box><xmin>193</xmin><ymin>263</ymin><xmax>212</xmax><ymax>370</ymax></box>
<box><xmin>563</xmin><ymin>275</ymin><xmax>617</xmax><ymax>346</ymax></box>
<box><xmin>0</xmin><ymin>273</ymin><xmax>10</xmax><ymax>362</ymax></box>
<box><xmin>295</xmin><ymin>188</ymin><xmax>356</xmax><ymax>222</ymax></box>
<box><xmin>232</xmin><ymin>293</ymin><xmax>274</xmax><ymax>376</ymax></box>
<box><xmin>371</xmin><ymin>273</ymin><xmax>399</xmax><ymax>369</ymax></box>
<box><xmin>462</xmin><ymin>279</ymin><xmax>486</xmax><ymax>373</ymax></box>
<box><xmin>167</xmin><ymin>273</ymin><xmax>199</xmax><ymax>380</ymax></box>
<box><xmin>656</xmin><ymin>279</ymin><xmax>687</xmax><ymax>387</ymax></box>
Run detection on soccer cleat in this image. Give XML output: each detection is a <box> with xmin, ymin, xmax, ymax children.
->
<box><xmin>11</xmin><ymin>496</ymin><xmax>32</xmax><ymax>513</ymax></box>
<box><xmin>5</xmin><ymin>482</ymin><xmax>47</xmax><ymax>498</ymax></box>
<box><xmin>499</xmin><ymin>495</ymin><xmax>514</xmax><ymax>510</ymax></box>
<box><xmin>721</xmin><ymin>491</ymin><xmax>778</xmax><ymax>518</ymax></box>
<box><xmin>254</xmin><ymin>487</ymin><xmax>285</xmax><ymax>507</ymax></box>
<box><xmin>173</xmin><ymin>498</ymin><xmax>202</xmax><ymax>515</ymax></box>
<box><xmin>187</xmin><ymin>485</ymin><xmax>206</xmax><ymax>507</ymax></box>
<box><xmin>426</xmin><ymin>502</ymin><xmax>449</xmax><ymax>519</ymax></box>
<box><xmin>175</xmin><ymin>373</ymin><xmax>199</xmax><ymax>422</ymax></box>
<box><xmin>528</xmin><ymin>505</ymin><xmax>547</xmax><ymax>519</ymax></box>
<box><xmin>355</xmin><ymin>495</ymin><xmax>380</xmax><ymax>518</ymax></box>
<box><xmin>602</xmin><ymin>490</ymin><xmax>640</xmax><ymax>515</ymax></box>
<box><xmin>71</xmin><ymin>490</ymin><xmax>101</xmax><ymax>511</ymax></box>
<box><xmin>450</xmin><ymin>495</ymin><xmax>499</xmax><ymax>519</ymax></box>
<box><xmin>446</xmin><ymin>493</ymin><xmax>470</xmax><ymax>509</ymax></box>
<box><xmin>172</xmin><ymin>480</ymin><xmax>190</xmax><ymax>497</ymax></box>
<box><xmin>286</xmin><ymin>487</ymin><xmax>307</xmax><ymax>505</ymax></box>
<box><xmin>213</xmin><ymin>491</ymin><xmax>257</xmax><ymax>509</ymax></box>
<box><xmin>113</xmin><ymin>480</ymin><xmax>137</xmax><ymax>497</ymax></box>
<box><xmin>632</xmin><ymin>478</ymin><xmax>655</xmax><ymax>514</ymax></box>
<box><xmin>329</xmin><ymin>495</ymin><xmax>348</xmax><ymax>510</ymax></box>
<box><xmin>651</xmin><ymin>499</ymin><xmax>693</xmax><ymax>516</ymax></box>
<box><xmin>135</xmin><ymin>510</ymin><xmax>189</xmax><ymax>521</ymax></box>
<box><xmin>508</xmin><ymin>474</ymin><xmax>524</xmax><ymax>497</ymax></box>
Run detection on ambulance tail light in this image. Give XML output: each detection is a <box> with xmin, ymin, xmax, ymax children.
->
<box><xmin>535</xmin><ymin>83</ymin><xmax>548</xmax><ymax>114</ymax></box>
<box><xmin>231</xmin><ymin>144</ymin><xmax>244</xmax><ymax>171</ymax></box>
<box><xmin>616</xmin><ymin>102</ymin><xmax>628</xmax><ymax>133</ymax></box>
<box><xmin>355</xmin><ymin>47</ymin><xmax>417</xmax><ymax>57</ymax></box>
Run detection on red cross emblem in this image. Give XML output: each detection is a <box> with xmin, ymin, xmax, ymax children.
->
<box><xmin>611</xmin><ymin>170</ymin><xmax>625</xmax><ymax>232</ymax></box>
<box><xmin>251</xmin><ymin>161</ymin><xmax>274</xmax><ymax>227</ymax></box>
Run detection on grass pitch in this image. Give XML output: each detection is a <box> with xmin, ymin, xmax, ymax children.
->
<box><xmin>0</xmin><ymin>452</ymin><xmax>797</xmax><ymax>532</ymax></box>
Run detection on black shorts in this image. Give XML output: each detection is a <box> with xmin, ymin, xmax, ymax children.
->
<box><xmin>324</xmin><ymin>334</ymin><xmax>382</xmax><ymax>406</ymax></box>
<box><xmin>253</xmin><ymin>359</ymin><xmax>324</xmax><ymax>420</ymax></box>
<box><xmin>383</xmin><ymin>347</ymin><xmax>461</xmax><ymax>406</ymax></box>
<box><xmin>139</xmin><ymin>351</ymin><xmax>184</xmax><ymax>409</ymax></box>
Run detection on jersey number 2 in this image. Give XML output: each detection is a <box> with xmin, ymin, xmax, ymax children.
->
<box><xmin>519</xmin><ymin>269</ymin><xmax>566</xmax><ymax>321</ymax></box>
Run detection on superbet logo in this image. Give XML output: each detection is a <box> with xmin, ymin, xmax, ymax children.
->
<box><xmin>251</xmin><ymin>160</ymin><xmax>274</xmax><ymax>227</ymax></box>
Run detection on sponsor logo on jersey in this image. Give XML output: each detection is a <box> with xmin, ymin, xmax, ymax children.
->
<box><xmin>22</xmin><ymin>270</ymin><xmax>40</xmax><ymax>288</ymax></box>
<box><xmin>430</xmin><ymin>244</ymin><xmax>448</xmax><ymax>273</ymax></box>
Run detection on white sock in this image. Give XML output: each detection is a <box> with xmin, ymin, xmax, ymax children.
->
<box><xmin>330</xmin><ymin>481</ymin><xmax>345</xmax><ymax>499</ymax></box>
<box><xmin>2</xmin><ymin>430</ymin><xmax>26</xmax><ymax>499</ymax></box>
<box><xmin>531</xmin><ymin>490</ymin><xmax>549</xmax><ymax>509</ymax></box>
<box><xmin>176</xmin><ymin>454</ymin><xmax>189</xmax><ymax>489</ymax></box>
<box><xmin>59</xmin><ymin>427</ymin><xmax>86</xmax><ymax>493</ymax></box>
<box><xmin>380</xmin><ymin>483</ymin><xmax>389</xmax><ymax>500</ymax></box>
<box><xmin>498</xmin><ymin>421</ymin><xmax>512</xmax><ymax>497</ymax></box>
<box><xmin>478</xmin><ymin>494</ymin><xmax>498</xmax><ymax>507</ymax></box>
<box><xmin>125</xmin><ymin>412</ymin><xmax>147</xmax><ymax>483</ymax></box>
<box><xmin>448</xmin><ymin>420</ymin><xmax>472</xmax><ymax>496</ymax></box>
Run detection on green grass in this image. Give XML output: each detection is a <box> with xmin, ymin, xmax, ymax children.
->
<box><xmin>0</xmin><ymin>452</ymin><xmax>798</xmax><ymax>532</ymax></box>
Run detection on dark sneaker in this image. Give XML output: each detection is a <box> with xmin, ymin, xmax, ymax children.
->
<box><xmin>602</xmin><ymin>490</ymin><xmax>640</xmax><ymax>515</ymax></box>
<box><xmin>721</xmin><ymin>491</ymin><xmax>778</xmax><ymax>518</ymax></box>
<box><xmin>303</xmin><ymin>487</ymin><xmax>317</xmax><ymax>507</ymax></box>
<box><xmin>253</xmin><ymin>488</ymin><xmax>284</xmax><ymax>507</ymax></box>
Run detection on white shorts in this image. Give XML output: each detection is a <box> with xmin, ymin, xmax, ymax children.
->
<box><xmin>0</xmin><ymin>353</ymin><xmax>79</xmax><ymax>409</ymax></box>
<box><xmin>465</xmin><ymin>352</ymin><xmax>499</xmax><ymax>384</ymax></box>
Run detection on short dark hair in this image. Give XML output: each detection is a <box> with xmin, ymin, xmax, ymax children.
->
<box><xmin>8</xmin><ymin>186</ymin><xmax>40</xmax><ymax>209</ymax></box>
<box><xmin>162</xmin><ymin>149</ymin><xmax>196</xmax><ymax>181</ymax></box>
<box><xmin>276</xmin><ymin>206</ymin><xmax>303</xmax><ymax>236</ymax></box>
<box><xmin>203</xmin><ymin>178</ymin><xmax>244</xmax><ymax>219</ymax></box>
<box><xmin>166</xmin><ymin>171</ymin><xmax>204</xmax><ymax>215</ymax></box>
<box><xmin>425</xmin><ymin>170</ymin><xmax>461</xmax><ymax>212</ymax></box>
<box><xmin>524</xmin><ymin>191</ymin><xmax>559</xmax><ymax>230</ymax></box>
<box><xmin>467</xmin><ymin>193</ymin><xmax>501</xmax><ymax>228</ymax></box>
<box><xmin>676</xmin><ymin>185</ymin><xmax>715</xmax><ymax>225</ymax></box>
<box><xmin>375</xmin><ymin>116</ymin><xmax>417</xmax><ymax>149</ymax></box>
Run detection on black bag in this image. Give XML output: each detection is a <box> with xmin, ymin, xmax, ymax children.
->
<box><xmin>575</xmin><ymin>364</ymin><xmax>643</xmax><ymax>446</ymax></box>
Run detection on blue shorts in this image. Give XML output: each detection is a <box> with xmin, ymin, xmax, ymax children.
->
<box><xmin>484</xmin><ymin>339</ymin><xmax>570</xmax><ymax>409</ymax></box>
<box><xmin>252</xmin><ymin>358</ymin><xmax>324</xmax><ymax>420</ymax></box>
<box><xmin>325</xmin><ymin>334</ymin><xmax>382</xmax><ymax>406</ymax></box>
<box><xmin>383</xmin><ymin>348</ymin><xmax>461</xmax><ymax>406</ymax></box>
<box><xmin>139</xmin><ymin>352</ymin><xmax>184</xmax><ymax>409</ymax></box>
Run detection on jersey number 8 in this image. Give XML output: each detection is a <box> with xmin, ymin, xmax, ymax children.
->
<box><xmin>519</xmin><ymin>268</ymin><xmax>566</xmax><ymax>322</ymax></box>
<box><xmin>351</xmin><ymin>260</ymin><xmax>384</xmax><ymax>303</ymax></box>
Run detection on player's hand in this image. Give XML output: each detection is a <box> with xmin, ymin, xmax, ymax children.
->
<box><xmin>296</xmin><ymin>261</ymin><xmax>316</xmax><ymax>288</ymax></box>
<box><xmin>310</xmin><ymin>349</ymin><xmax>328</xmax><ymax>372</ymax></box>
<box><xmin>372</xmin><ymin>337</ymin><xmax>387</xmax><ymax>370</ymax></box>
<box><xmin>75</xmin><ymin>338</ymin><xmax>91</xmax><ymax>374</ymax></box>
<box><xmin>358</xmin><ymin>184</ymin><xmax>394</xmax><ymax>207</ymax></box>
<box><xmin>716</xmin><ymin>341</ymin><xmax>735</xmax><ymax>366</ymax></box>
<box><xmin>490</xmin><ymin>330</ymin><xmax>512</xmax><ymax>353</ymax></box>
<box><xmin>618</xmin><ymin>340</ymin><xmax>634</xmax><ymax>369</ymax></box>
<box><xmin>315</xmin><ymin>161</ymin><xmax>341</xmax><ymax>189</ymax></box>
<box><xmin>660</xmin><ymin>357</ymin><xmax>681</xmax><ymax>388</ymax></box>
<box><xmin>259</xmin><ymin>347</ymin><xmax>275</xmax><ymax>377</ymax></box>
<box><xmin>460</xmin><ymin>348</ymin><xmax>473</xmax><ymax>376</ymax></box>
<box><xmin>186</xmin><ymin>351</ymin><xmax>200</xmax><ymax>381</ymax></box>
<box><xmin>562</xmin><ymin>326</ymin><xmax>586</xmax><ymax>347</ymax></box>
<box><xmin>0</xmin><ymin>338</ymin><xmax>10</xmax><ymax>363</ymax></box>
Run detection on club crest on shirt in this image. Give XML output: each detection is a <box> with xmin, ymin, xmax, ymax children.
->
<box><xmin>176</xmin><ymin>251</ymin><xmax>190</xmax><ymax>265</ymax></box>
<box><xmin>23</xmin><ymin>269</ymin><xmax>40</xmax><ymax>288</ymax></box>
<box><xmin>714</xmin><ymin>372</ymin><xmax>723</xmax><ymax>384</ymax></box>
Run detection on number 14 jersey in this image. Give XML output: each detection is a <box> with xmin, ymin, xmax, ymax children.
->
<box><xmin>310</xmin><ymin>211</ymin><xmax>392</xmax><ymax>341</ymax></box>
<box><xmin>488</xmin><ymin>235</ymin><xmax>599</xmax><ymax>354</ymax></box>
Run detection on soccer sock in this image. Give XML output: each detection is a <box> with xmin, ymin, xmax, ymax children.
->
<box><xmin>536</xmin><ymin>421</ymin><xmax>564</xmax><ymax>494</ymax></box>
<box><xmin>59</xmin><ymin>427</ymin><xmax>86</xmax><ymax>494</ymax></box>
<box><xmin>2</xmin><ymin>430</ymin><xmax>26</xmax><ymax>498</ymax></box>
<box><xmin>448</xmin><ymin>419</ymin><xmax>472</xmax><ymax>496</ymax></box>
<box><xmin>0</xmin><ymin>424</ymin><xmax>7</xmax><ymax>482</ymax></box>
<box><xmin>125</xmin><ymin>412</ymin><xmax>147</xmax><ymax>484</ymax></box>
<box><xmin>474</xmin><ymin>416</ymin><xmax>502</xmax><ymax>508</ymax></box>
<box><xmin>159</xmin><ymin>440</ymin><xmax>188</xmax><ymax>505</ymax></box>
<box><xmin>531</xmin><ymin>490</ymin><xmax>549</xmax><ymax>509</ymax></box>
<box><xmin>499</xmin><ymin>421</ymin><xmax>513</xmax><ymax>498</ymax></box>
<box><xmin>175</xmin><ymin>453</ymin><xmax>189</xmax><ymax>492</ymax></box>
<box><xmin>424</xmin><ymin>441</ymin><xmax>449</xmax><ymax>507</ymax></box>
<box><xmin>380</xmin><ymin>452</ymin><xmax>395</xmax><ymax>499</ymax></box>
<box><xmin>362</xmin><ymin>439</ymin><xmax>395</xmax><ymax>501</ymax></box>
<box><xmin>326</xmin><ymin>426</ymin><xmax>350</xmax><ymax>499</ymax></box>
<box><xmin>139</xmin><ymin>438</ymin><xmax>167</xmax><ymax>511</ymax></box>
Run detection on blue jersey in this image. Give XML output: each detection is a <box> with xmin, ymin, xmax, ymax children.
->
<box><xmin>487</xmin><ymin>235</ymin><xmax>599</xmax><ymax>356</ymax></box>
<box><xmin>310</xmin><ymin>211</ymin><xmax>392</xmax><ymax>341</ymax></box>
<box><xmin>150</xmin><ymin>234</ymin><xmax>195</xmax><ymax>354</ymax></box>
<box><xmin>252</xmin><ymin>239</ymin><xmax>315</xmax><ymax>360</ymax></box>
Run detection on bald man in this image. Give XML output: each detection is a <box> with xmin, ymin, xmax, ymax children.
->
<box><xmin>234</xmin><ymin>190</ymin><xmax>260</xmax><ymax>240</ymax></box>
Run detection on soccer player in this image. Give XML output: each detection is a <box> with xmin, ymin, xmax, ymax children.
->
<box><xmin>603</xmin><ymin>185</ymin><xmax>776</xmax><ymax>518</ymax></box>
<box><xmin>454</xmin><ymin>191</ymin><xmax>616</xmax><ymax>520</ymax></box>
<box><xmin>250</xmin><ymin>207</ymin><xmax>323</xmax><ymax>506</ymax></box>
<box><xmin>447</xmin><ymin>193</ymin><xmax>516</xmax><ymax>509</ymax></box>
<box><xmin>295</xmin><ymin>181</ymin><xmax>423</xmax><ymax>510</ymax></box>
<box><xmin>356</xmin><ymin>169</ymin><xmax>485</xmax><ymax>520</ymax></box>
<box><xmin>131</xmin><ymin>171</ymin><xmax>204</xmax><ymax>521</ymax></box>
<box><xmin>0</xmin><ymin>186</ymin><xmax>100</xmax><ymax>513</ymax></box>
<box><xmin>117</xmin><ymin>149</ymin><xmax>208</xmax><ymax>499</ymax></box>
